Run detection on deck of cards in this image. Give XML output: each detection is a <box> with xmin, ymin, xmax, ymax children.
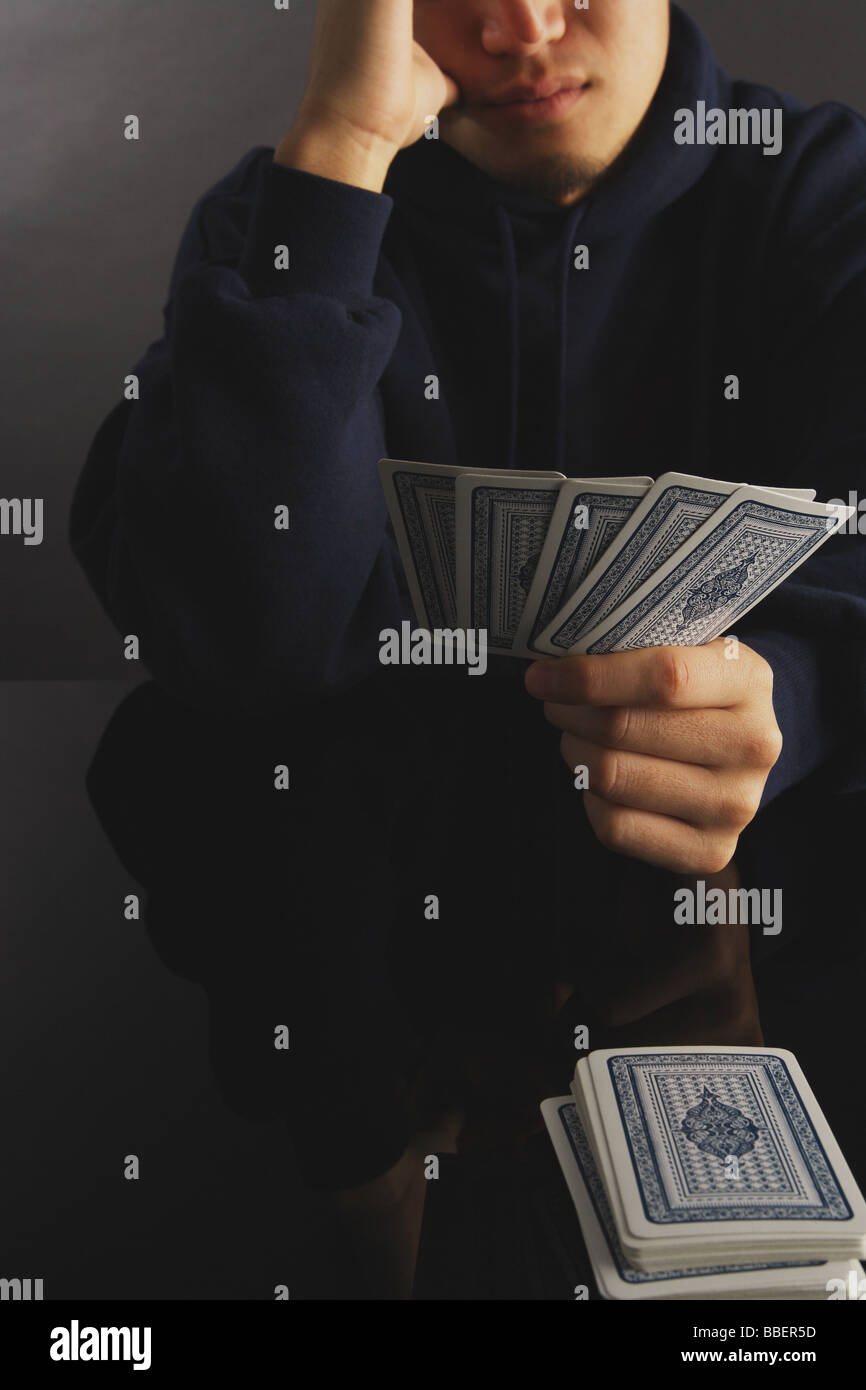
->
<box><xmin>542</xmin><ymin>1047</ymin><xmax>866</xmax><ymax>1300</ymax></box>
<box><xmin>378</xmin><ymin>460</ymin><xmax>853</xmax><ymax>657</ymax></box>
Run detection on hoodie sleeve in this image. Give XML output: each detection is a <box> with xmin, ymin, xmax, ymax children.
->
<box><xmin>70</xmin><ymin>146</ymin><xmax>410</xmax><ymax>714</ymax></box>
<box><xmin>739</xmin><ymin>102</ymin><xmax>866</xmax><ymax>806</ymax></box>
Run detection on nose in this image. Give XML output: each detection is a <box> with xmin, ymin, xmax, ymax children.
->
<box><xmin>481</xmin><ymin>1</ymin><xmax>567</xmax><ymax>56</ymax></box>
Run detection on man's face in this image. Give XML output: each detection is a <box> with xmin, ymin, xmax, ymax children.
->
<box><xmin>414</xmin><ymin>0</ymin><xmax>670</xmax><ymax>205</ymax></box>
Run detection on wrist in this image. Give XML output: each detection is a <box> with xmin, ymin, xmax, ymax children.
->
<box><xmin>275</xmin><ymin>112</ymin><xmax>397</xmax><ymax>193</ymax></box>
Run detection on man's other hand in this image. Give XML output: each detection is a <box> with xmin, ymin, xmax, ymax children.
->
<box><xmin>277</xmin><ymin>0</ymin><xmax>460</xmax><ymax>192</ymax></box>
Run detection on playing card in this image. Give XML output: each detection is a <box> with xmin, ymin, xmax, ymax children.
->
<box><xmin>378</xmin><ymin>459</ymin><xmax>563</xmax><ymax>629</ymax></box>
<box><xmin>581</xmin><ymin>477</ymin><xmax>655</xmax><ymax>487</ymax></box>
<box><xmin>541</xmin><ymin>1097</ymin><xmax>852</xmax><ymax>1299</ymax></box>
<box><xmin>760</xmin><ymin>487</ymin><xmax>817</xmax><ymax>501</ymax></box>
<box><xmin>575</xmin><ymin>487</ymin><xmax>854</xmax><ymax>654</ymax></box>
<box><xmin>534</xmin><ymin>472</ymin><xmax>741</xmax><ymax>655</ymax></box>
<box><xmin>587</xmin><ymin>1048</ymin><xmax>866</xmax><ymax>1268</ymax></box>
<box><xmin>511</xmin><ymin>479</ymin><xmax>651</xmax><ymax>660</ymax></box>
<box><xmin>455</xmin><ymin>472</ymin><xmax>566</xmax><ymax>652</ymax></box>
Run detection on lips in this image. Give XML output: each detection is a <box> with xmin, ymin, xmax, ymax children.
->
<box><xmin>478</xmin><ymin>82</ymin><xmax>589</xmax><ymax>125</ymax></box>
<box><xmin>487</xmin><ymin>77</ymin><xmax>588</xmax><ymax>106</ymax></box>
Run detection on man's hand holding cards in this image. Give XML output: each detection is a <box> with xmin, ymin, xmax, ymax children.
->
<box><xmin>379</xmin><ymin>462</ymin><xmax>853</xmax><ymax>871</ymax></box>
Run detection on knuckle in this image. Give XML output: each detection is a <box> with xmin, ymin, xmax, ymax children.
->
<box><xmin>748</xmin><ymin>648</ymin><xmax>775</xmax><ymax>693</ymax></box>
<box><xmin>592</xmin><ymin>803</ymin><xmax>632</xmax><ymax>855</ymax></box>
<box><xmin>765</xmin><ymin>725</ymin><xmax>784</xmax><ymax>767</ymax></box>
<box><xmin>577</xmin><ymin>657</ymin><xmax>605</xmax><ymax>705</ymax></box>
<box><xmin>606</xmin><ymin>705</ymin><xmax>634</xmax><ymax>747</ymax></box>
<box><xmin>698</xmin><ymin>835</ymin><xmax>740</xmax><ymax>876</ymax></box>
<box><xmin>742</xmin><ymin>724</ymin><xmax>784</xmax><ymax>769</ymax></box>
<box><xmin>593</xmin><ymin>749</ymin><xmax>623</xmax><ymax>800</ymax></box>
<box><xmin>718</xmin><ymin>784</ymin><xmax>759</xmax><ymax>829</ymax></box>
<box><xmin>656</xmin><ymin>647</ymin><xmax>691</xmax><ymax>705</ymax></box>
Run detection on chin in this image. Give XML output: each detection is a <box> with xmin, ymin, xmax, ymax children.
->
<box><xmin>475</xmin><ymin>143</ymin><xmax>610</xmax><ymax>203</ymax></box>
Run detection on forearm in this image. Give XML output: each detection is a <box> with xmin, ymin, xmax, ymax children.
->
<box><xmin>72</xmin><ymin>154</ymin><xmax>408</xmax><ymax>713</ymax></box>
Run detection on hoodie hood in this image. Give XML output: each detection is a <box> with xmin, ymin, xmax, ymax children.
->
<box><xmin>384</xmin><ymin>3</ymin><xmax>733</xmax><ymax>472</ymax></box>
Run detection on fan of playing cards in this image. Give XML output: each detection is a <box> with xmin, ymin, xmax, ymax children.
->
<box><xmin>542</xmin><ymin>1047</ymin><xmax>866</xmax><ymax>1300</ymax></box>
<box><xmin>379</xmin><ymin>461</ymin><xmax>853</xmax><ymax>657</ymax></box>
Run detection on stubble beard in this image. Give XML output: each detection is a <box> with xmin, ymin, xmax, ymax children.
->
<box><xmin>490</xmin><ymin>149</ymin><xmax>611</xmax><ymax>203</ymax></box>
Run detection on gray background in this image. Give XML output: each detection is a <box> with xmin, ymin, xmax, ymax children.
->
<box><xmin>1</xmin><ymin>0</ymin><xmax>864</xmax><ymax>677</ymax></box>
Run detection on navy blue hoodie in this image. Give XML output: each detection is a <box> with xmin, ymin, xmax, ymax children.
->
<box><xmin>71</xmin><ymin>4</ymin><xmax>866</xmax><ymax>810</ymax></box>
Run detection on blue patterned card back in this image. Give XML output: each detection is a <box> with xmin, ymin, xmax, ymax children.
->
<box><xmin>556</xmin><ymin>1102</ymin><xmax>820</xmax><ymax>1283</ymax></box>
<box><xmin>606</xmin><ymin>1052</ymin><xmax>854</xmax><ymax>1225</ymax></box>
<box><xmin>586</xmin><ymin>497</ymin><xmax>834</xmax><ymax>653</ymax></box>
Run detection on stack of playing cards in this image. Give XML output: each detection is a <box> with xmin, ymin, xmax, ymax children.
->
<box><xmin>378</xmin><ymin>461</ymin><xmax>853</xmax><ymax>657</ymax></box>
<box><xmin>542</xmin><ymin>1047</ymin><xmax>866</xmax><ymax>1300</ymax></box>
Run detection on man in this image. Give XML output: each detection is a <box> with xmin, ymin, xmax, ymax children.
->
<box><xmin>72</xmin><ymin>0</ymin><xmax>866</xmax><ymax>873</ymax></box>
<box><xmin>72</xmin><ymin>0</ymin><xmax>866</xmax><ymax>1292</ymax></box>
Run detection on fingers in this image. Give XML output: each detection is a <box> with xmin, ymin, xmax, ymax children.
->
<box><xmin>525</xmin><ymin>639</ymin><xmax>772</xmax><ymax>711</ymax></box>
<box><xmin>547</xmin><ymin>702</ymin><xmax>728</xmax><ymax>766</ymax></box>
<box><xmin>549</xmin><ymin>703</ymin><xmax>782</xmax><ymax>771</ymax></box>
<box><xmin>582</xmin><ymin>789</ymin><xmax>739</xmax><ymax>875</ymax></box>
<box><xmin>562</xmin><ymin>733</ymin><xmax>764</xmax><ymax>830</ymax></box>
